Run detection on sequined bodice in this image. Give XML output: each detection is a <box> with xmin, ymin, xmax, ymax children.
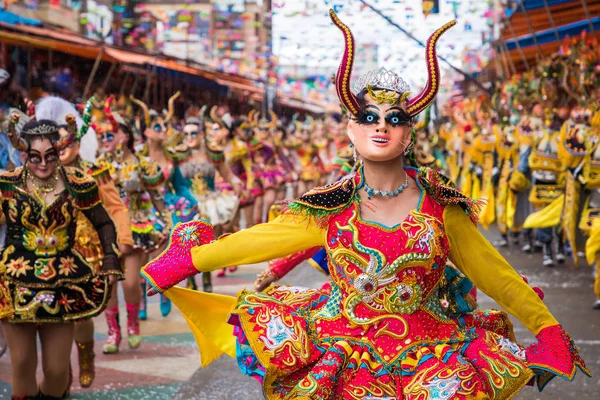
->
<box><xmin>180</xmin><ymin>158</ymin><xmax>217</xmax><ymax>193</ymax></box>
<box><xmin>298</xmin><ymin>146</ymin><xmax>318</xmax><ymax>166</ymax></box>
<box><xmin>314</xmin><ymin>189</ymin><xmax>471</xmax><ymax>364</ymax></box>
<box><xmin>101</xmin><ymin>154</ymin><xmax>162</xmax><ymax>210</ymax></box>
<box><xmin>108</xmin><ymin>157</ymin><xmax>144</xmax><ymax>194</ymax></box>
<box><xmin>1</xmin><ymin>187</ymin><xmax>83</xmax><ymax>288</ymax></box>
<box><xmin>180</xmin><ymin>158</ymin><xmax>216</xmax><ymax>181</ymax></box>
<box><xmin>253</xmin><ymin>142</ymin><xmax>276</xmax><ymax>166</ymax></box>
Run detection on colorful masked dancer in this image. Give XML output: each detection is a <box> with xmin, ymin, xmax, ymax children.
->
<box><xmin>54</xmin><ymin>98</ymin><xmax>134</xmax><ymax>388</ymax></box>
<box><xmin>1</xmin><ymin>114</ymin><xmax>122</xmax><ymax>399</ymax></box>
<box><xmin>96</xmin><ymin>103</ymin><xmax>169</xmax><ymax>354</ymax></box>
<box><xmin>180</xmin><ymin>111</ymin><xmax>243</xmax><ymax>291</ymax></box>
<box><xmin>140</xmin><ymin>11</ymin><xmax>588</xmax><ymax>399</ymax></box>
<box><xmin>130</xmin><ymin>93</ymin><xmax>196</xmax><ymax>317</ymax></box>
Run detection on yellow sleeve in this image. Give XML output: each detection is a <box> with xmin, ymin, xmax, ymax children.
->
<box><xmin>97</xmin><ymin>179</ymin><xmax>134</xmax><ymax>247</ymax></box>
<box><xmin>192</xmin><ymin>213</ymin><xmax>325</xmax><ymax>273</ymax></box>
<box><xmin>585</xmin><ymin>218</ymin><xmax>600</xmax><ymax>265</ymax></box>
<box><xmin>445</xmin><ymin>205</ymin><xmax>559</xmax><ymax>335</ymax></box>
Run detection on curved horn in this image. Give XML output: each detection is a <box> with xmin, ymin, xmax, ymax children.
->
<box><xmin>165</xmin><ymin>91</ymin><xmax>181</xmax><ymax>123</ymax></box>
<box><xmin>55</xmin><ymin>114</ymin><xmax>77</xmax><ymax>151</ymax></box>
<box><xmin>329</xmin><ymin>9</ymin><xmax>360</xmax><ymax>116</ymax></box>
<box><xmin>406</xmin><ymin>20</ymin><xmax>457</xmax><ymax>117</ymax></box>
<box><xmin>199</xmin><ymin>105</ymin><xmax>207</xmax><ymax>121</ymax></box>
<box><xmin>248</xmin><ymin>110</ymin><xmax>256</xmax><ymax>126</ymax></box>
<box><xmin>7</xmin><ymin>113</ymin><xmax>28</xmax><ymax>152</ymax></box>
<box><xmin>90</xmin><ymin>122</ymin><xmax>102</xmax><ymax>136</ymax></box>
<box><xmin>130</xmin><ymin>96</ymin><xmax>151</xmax><ymax>126</ymax></box>
<box><xmin>24</xmin><ymin>98</ymin><xmax>35</xmax><ymax>119</ymax></box>
<box><xmin>268</xmin><ymin>110</ymin><xmax>278</xmax><ymax>128</ymax></box>
<box><xmin>253</xmin><ymin>112</ymin><xmax>260</xmax><ymax>127</ymax></box>
<box><xmin>78</xmin><ymin>97</ymin><xmax>94</xmax><ymax>140</ymax></box>
<box><xmin>104</xmin><ymin>95</ymin><xmax>119</xmax><ymax>133</ymax></box>
<box><xmin>210</xmin><ymin>106</ymin><xmax>224</xmax><ymax>128</ymax></box>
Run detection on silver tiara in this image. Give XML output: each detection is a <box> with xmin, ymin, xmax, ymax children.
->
<box><xmin>23</xmin><ymin>123</ymin><xmax>58</xmax><ymax>136</ymax></box>
<box><xmin>353</xmin><ymin>67</ymin><xmax>411</xmax><ymax>95</ymax></box>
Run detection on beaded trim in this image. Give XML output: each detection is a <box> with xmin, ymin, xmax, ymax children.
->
<box><xmin>416</xmin><ymin>167</ymin><xmax>485</xmax><ymax>225</ymax></box>
<box><xmin>283</xmin><ymin>174</ymin><xmax>359</xmax><ymax>227</ymax></box>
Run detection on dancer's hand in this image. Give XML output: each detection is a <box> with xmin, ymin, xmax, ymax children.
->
<box><xmin>147</xmin><ymin>286</ymin><xmax>158</xmax><ymax>296</ymax></box>
<box><xmin>254</xmin><ymin>269</ymin><xmax>278</xmax><ymax>292</ymax></box>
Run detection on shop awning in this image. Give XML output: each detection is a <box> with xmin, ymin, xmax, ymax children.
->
<box><xmin>0</xmin><ymin>29</ymin><xmax>103</xmax><ymax>60</ymax></box>
<box><xmin>502</xmin><ymin>0</ymin><xmax>600</xmax><ymax>39</ymax></box>
<box><xmin>0</xmin><ymin>9</ymin><xmax>41</xmax><ymax>26</ymax></box>
<box><xmin>0</xmin><ymin>22</ymin><xmax>97</xmax><ymax>46</ymax></box>
<box><xmin>0</xmin><ymin>22</ymin><xmax>325</xmax><ymax>114</ymax></box>
<box><xmin>278</xmin><ymin>97</ymin><xmax>326</xmax><ymax>114</ymax></box>
<box><xmin>506</xmin><ymin>17</ymin><xmax>600</xmax><ymax>50</ymax></box>
<box><xmin>500</xmin><ymin>0</ymin><xmax>600</xmax><ymax>71</ymax></box>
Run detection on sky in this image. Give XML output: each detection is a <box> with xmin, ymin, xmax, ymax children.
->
<box><xmin>272</xmin><ymin>0</ymin><xmax>496</xmax><ymax>97</ymax></box>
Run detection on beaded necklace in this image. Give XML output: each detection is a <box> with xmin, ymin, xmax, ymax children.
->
<box><xmin>26</xmin><ymin>168</ymin><xmax>58</xmax><ymax>194</ymax></box>
<box><xmin>363</xmin><ymin>173</ymin><xmax>409</xmax><ymax>200</ymax></box>
<box><xmin>25</xmin><ymin>168</ymin><xmax>59</xmax><ymax>205</ymax></box>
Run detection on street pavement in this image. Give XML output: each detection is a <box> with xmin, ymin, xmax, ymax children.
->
<box><xmin>0</xmin><ymin>226</ymin><xmax>599</xmax><ymax>399</ymax></box>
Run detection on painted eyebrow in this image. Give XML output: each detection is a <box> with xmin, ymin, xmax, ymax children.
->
<box><xmin>386</xmin><ymin>107</ymin><xmax>412</xmax><ymax>116</ymax></box>
<box><xmin>365</xmin><ymin>105</ymin><xmax>380</xmax><ymax>111</ymax></box>
<box><xmin>30</xmin><ymin>149</ymin><xmax>57</xmax><ymax>156</ymax></box>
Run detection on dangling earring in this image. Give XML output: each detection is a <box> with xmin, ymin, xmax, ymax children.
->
<box><xmin>403</xmin><ymin>141</ymin><xmax>414</xmax><ymax>156</ymax></box>
<box><xmin>115</xmin><ymin>143</ymin><xmax>124</xmax><ymax>162</ymax></box>
<box><xmin>350</xmin><ymin>142</ymin><xmax>359</xmax><ymax>173</ymax></box>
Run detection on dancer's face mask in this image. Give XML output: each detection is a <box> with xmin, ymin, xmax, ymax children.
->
<box><xmin>58</xmin><ymin>127</ymin><xmax>80</xmax><ymax>166</ymax></box>
<box><xmin>100</xmin><ymin>130</ymin><xmax>120</xmax><ymax>154</ymax></box>
<box><xmin>27</xmin><ymin>138</ymin><xmax>59</xmax><ymax>180</ymax></box>
<box><xmin>146</xmin><ymin>119</ymin><xmax>167</xmax><ymax>142</ymax></box>
<box><xmin>184</xmin><ymin>124</ymin><xmax>201</xmax><ymax>149</ymax></box>
<box><xmin>347</xmin><ymin>92</ymin><xmax>413</xmax><ymax>163</ymax></box>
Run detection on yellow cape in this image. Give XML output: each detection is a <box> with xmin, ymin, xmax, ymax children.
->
<box><xmin>164</xmin><ymin>287</ymin><xmax>237</xmax><ymax>367</ymax></box>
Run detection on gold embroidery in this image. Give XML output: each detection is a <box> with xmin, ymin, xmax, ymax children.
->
<box><xmin>366</xmin><ymin>85</ymin><xmax>399</xmax><ymax>105</ymax></box>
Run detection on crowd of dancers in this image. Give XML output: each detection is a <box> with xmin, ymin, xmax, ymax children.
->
<box><xmin>0</xmin><ymin>12</ymin><xmax>596</xmax><ymax>400</ymax></box>
<box><xmin>0</xmin><ymin>72</ymin><xmax>358</xmax><ymax>397</ymax></box>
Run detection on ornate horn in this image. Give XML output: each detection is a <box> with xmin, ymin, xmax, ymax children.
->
<box><xmin>55</xmin><ymin>114</ymin><xmax>77</xmax><ymax>151</ymax></box>
<box><xmin>7</xmin><ymin>113</ymin><xmax>28</xmax><ymax>152</ymax></box>
<box><xmin>406</xmin><ymin>20</ymin><xmax>457</xmax><ymax>117</ymax></box>
<box><xmin>130</xmin><ymin>96</ymin><xmax>151</xmax><ymax>126</ymax></box>
<box><xmin>199</xmin><ymin>105</ymin><xmax>207</xmax><ymax>121</ymax></box>
<box><xmin>165</xmin><ymin>91</ymin><xmax>181</xmax><ymax>123</ymax></box>
<box><xmin>91</xmin><ymin>122</ymin><xmax>102</xmax><ymax>136</ymax></box>
<box><xmin>329</xmin><ymin>9</ymin><xmax>360</xmax><ymax>116</ymax></box>
<box><xmin>78</xmin><ymin>97</ymin><xmax>94</xmax><ymax>140</ymax></box>
<box><xmin>104</xmin><ymin>95</ymin><xmax>119</xmax><ymax>133</ymax></box>
<box><xmin>248</xmin><ymin>110</ymin><xmax>256</xmax><ymax>123</ymax></box>
<box><xmin>268</xmin><ymin>110</ymin><xmax>278</xmax><ymax>129</ymax></box>
<box><xmin>24</xmin><ymin>98</ymin><xmax>36</xmax><ymax>119</ymax></box>
<box><xmin>210</xmin><ymin>106</ymin><xmax>224</xmax><ymax>128</ymax></box>
<box><xmin>253</xmin><ymin>111</ymin><xmax>260</xmax><ymax>127</ymax></box>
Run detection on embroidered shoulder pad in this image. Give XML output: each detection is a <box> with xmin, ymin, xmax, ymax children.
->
<box><xmin>87</xmin><ymin>160</ymin><xmax>112</xmax><ymax>184</ymax></box>
<box><xmin>284</xmin><ymin>175</ymin><xmax>357</xmax><ymax>224</ymax></box>
<box><xmin>0</xmin><ymin>167</ymin><xmax>23</xmax><ymax>185</ymax></box>
<box><xmin>416</xmin><ymin>167</ymin><xmax>485</xmax><ymax>224</ymax></box>
<box><xmin>0</xmin><ymin>167</ymin><xmax>23</xmax><ymax>199</ymax></box>
<box><xmin>139</xmin><ymin>156</ymin><xmax>165</xmax><ymax>190</ymax></box>
<box><xmin>63</xmin><ymin>166</ymin><xmax>101</xmax><ymax>210</ymax></box>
